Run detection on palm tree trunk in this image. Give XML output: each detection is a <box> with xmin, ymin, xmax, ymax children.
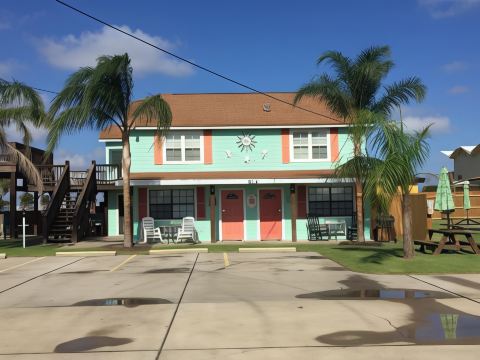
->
<box><xmin>402</xmin><ymin>194</ymin><xmax>414</xmax><ymax>259</ymax></box>
<box><xmin>353</xmin><ymin>141</ymin><xmax>365</xmax><ymax>242</ymax></box>
<box><xmin>122</xmin><ymin>133</ymin><xmax>133</xmax><ymax>248</ymax></box>
<box><xmin>355</xmin><ymin>179</ymin><xmax>365</xmax><ymax>242</ymax></box>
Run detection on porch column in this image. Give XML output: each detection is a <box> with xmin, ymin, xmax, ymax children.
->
<box><xmin>290</xmin><ymin>184</ymin><xmax>297</xmax><ymax>242</ymax></box>
<box><xmin>209</xmin><ymin>185</ymin><xmax>216</xmax><ymax>243</ymax></box>
<box><xmin>9</xmin><ymin>171</ymin><xmax>16</xmax><ymax>239</ymax></box>
<box><xmin>33</xmin><ymin>191</ymin><xmax>38</xmax><ymax>235</ymax></box>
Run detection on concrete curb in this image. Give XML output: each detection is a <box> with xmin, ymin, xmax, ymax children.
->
<box><xmin>0</xmin><ymin>253</ymin><xmax>6</xmax><ymax>259</ymax></box>
<box><xmin>149</xmin><ymin>248</ymin><xmax>208</xmax><ymax>254</ymax></box>
<box><xmin>239</xmin><ymin>247</ymin><xmax>296</xmax><ymax>253</ymax></box>
<box><xmin>56</xmin><ymin>251</ymin><xmax>117</xmax><ymax>257</ymax></box>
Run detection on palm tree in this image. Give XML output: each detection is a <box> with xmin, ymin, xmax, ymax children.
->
<box><xmin>0</xmin><ymin>79</ymin><xmax>45</xmax><ymax>190</ymax></box>
<box><xmin>295</xmin><ymin>46</ymin><xmax>426</xmax><ymax>242</ymax></box>
<box><xmin>47</xmin><ymin>54</ymin><xmax>172</xmax><ymax>248</ymax></box>
<box><xmin>362</xmin><ymin>120</ymin><xmax>430</xmax><ymax>258</ymax></box>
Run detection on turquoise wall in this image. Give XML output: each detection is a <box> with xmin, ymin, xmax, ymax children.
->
<box><xmin>121</xmin><ymin>128</ymin><xmax>353</xmax><ymax>173</ymax></box>
<box><xmin>105</xmin><ymin>127</ymin><xmax>371</xmax><ymax>241</ymax></box>
<box><xmin>119</xmin><ymin>183</ymin><xmax>365</xmax><ymax>242</ymax></box>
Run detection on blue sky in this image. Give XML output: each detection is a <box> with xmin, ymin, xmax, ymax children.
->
<box><xmin>1</xmin><ymin>0</ymin><xmax>479</xmax><ymax>182</ymax></box>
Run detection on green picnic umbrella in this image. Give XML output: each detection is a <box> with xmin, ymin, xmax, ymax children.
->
<box><xmin>463</xmin><ymin>181</ymin><xmax>471</xmax><ymax>211</ymax></box>
<box><xmin>434</xmin><ymin>167</ymin><xmax>455</xmax><ymax>228</ymax></box>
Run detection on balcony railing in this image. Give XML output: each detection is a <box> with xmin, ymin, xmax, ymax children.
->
<box><xmin>96</xmin><ymin>164</ymin><xmax>121</xmax><ymax>184</ymax></box>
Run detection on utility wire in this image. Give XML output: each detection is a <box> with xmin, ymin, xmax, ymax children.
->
<box><xmin>32</xmin><ymin>87</ymin><xmax>58</xmax><ymax>95</ymax></box>
<box><xmin>54</xmin><ymin>0</ymin><xmax>343</xmax><ymax>124</ymax></box>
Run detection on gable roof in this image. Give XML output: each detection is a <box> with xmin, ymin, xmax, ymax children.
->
<box><xmin>99</xmin><ymin>92</ymin><xmax>344</xmax><ymax>140</ymax></box>
<box><xmin>442</xmin><ymin>145</ymin><xmax>480</xmax><ymax>159</ymax></box>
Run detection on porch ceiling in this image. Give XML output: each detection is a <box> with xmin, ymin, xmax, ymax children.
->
<box><xmin>115</xmin><ymin>169</ymin><xmax>351</xmax><ymax>186</ymax></box>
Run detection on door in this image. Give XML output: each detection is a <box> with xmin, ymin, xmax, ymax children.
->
<box><xmin>259</xmin><ymin>189</ymin><xmax>282</xmax><ymax>240</ymax></box>
<box><xmin>221</xmin><ymin>190</ymin><xmax>244</xmax><ymax>240</ymax></box>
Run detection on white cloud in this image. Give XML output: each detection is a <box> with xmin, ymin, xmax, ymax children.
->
<box><xmin>442</xmin><ymin>60</ymin><xmax>468</xmax><ymax>72</ymax></box>
<box><xmin>38</xmin><ymin>25</ymin><xmax>193</xmax><ymax>76</ymax></box>
<box><xmin>54</xmin><ymin>147</ymin><xmax>105</xmax><ymax>170</ymax></box>
<box><xmin>0</xmin><ymin>59</ymin><xmax>21</xmax><ymax>78</ymax></box>
<box><xmin>419</xmin><ymin>0</ymin><xmax>480</xmax><ymax>18</ymax></box>
<box><xmin>448</xmin><ymin>85</ymin><xmax>469</xmax><ymax>94</ymax></box>
<box><xmin>403</xmin><ymin>116</ymin><xmax>451</xmax><ymax>134</ymax></box>
<box><xmin>4</xmin><ymin>124</ymin><xmax>49</xmax><ymax>146</ymax></box>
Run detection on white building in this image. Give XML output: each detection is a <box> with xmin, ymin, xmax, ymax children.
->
<box><xmin>442</xmin><ymin>145</ymin><xmax>480</xmax><ymax>181</ymax></box>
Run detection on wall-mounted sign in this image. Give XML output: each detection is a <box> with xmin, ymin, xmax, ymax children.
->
<box><xmin>247</xmin><ymin>194</ymin><xmax>257</xmax><ymax>208</ymax></box>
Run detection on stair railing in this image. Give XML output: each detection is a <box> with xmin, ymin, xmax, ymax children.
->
<box><xmin>71</xmin><ymin>161</ymin><xmax>97</xmax><ymax>243</ymax></box>
<box><xmin>42</xmin><ymin>161</ymin><xmax>70</xmax><ymax>243</ymax></box>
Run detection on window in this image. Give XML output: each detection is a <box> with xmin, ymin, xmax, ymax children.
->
<box><xmin>308</xmin><ymin>186</ymin><xmax>353</xmax><ymax>216</ymax></box>
<box><xmin>149</xmin><ymin>189</ymin><xmax>195</xmax><ymax>219</ymax></box>
<box><xmin>165</xmin><ymin>131</ymin><xmax>202</xmax><ymax>163</ymax></box>
<box><xmin>291</xmin><ymin>130</ymin><xmax>329</xmax><ymax>161</ymax></box>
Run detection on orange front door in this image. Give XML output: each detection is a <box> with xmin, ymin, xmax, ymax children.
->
<box><xmin>221</xmin><ymin>190</ymin><xmax>244</xmax><ymax>240</ymax></box>
<box><xmin>259</xmin><ymin>189</ymin><xmax>282</xmax><ymax>240</ymax></box>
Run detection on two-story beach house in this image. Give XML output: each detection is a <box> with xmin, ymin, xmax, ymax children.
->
<box><xmin>99</xmin><ymin>92</ymin><xmax>370</xmax><ymax>242</ymax></box>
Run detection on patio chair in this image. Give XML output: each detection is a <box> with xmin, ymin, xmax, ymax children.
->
<box><xmin>306</xmin><ymin>214</ymin><xmax>329</xmax><ymax>241</ymax></box>
<box><xmin>347</xmin><ymin>212</ymin><xmax>358</xmax><ymax>240</ymax></box>
<box><xmin>177</xmin><ymin>217</ymin><xmax>197</xmax><ymax>243</ymax></box>
<box><xmin>141</xmin><ymin>217</ymin><xmax>163</xmax><ymax>244</ymax></box>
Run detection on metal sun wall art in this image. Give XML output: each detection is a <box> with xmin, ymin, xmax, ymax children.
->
<box><xmin>236</xmin><ymin>132</ymin><xmax>257</xmax><ymax>152</ymax></box>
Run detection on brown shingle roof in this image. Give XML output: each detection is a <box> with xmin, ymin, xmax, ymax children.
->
<box><xmin>99</xmin><ymin>92</ymin><xmax>343</xmax><ymax>140</ymax></box>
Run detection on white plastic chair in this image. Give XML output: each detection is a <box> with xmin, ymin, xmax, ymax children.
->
<box><xmin>176</xmin><ymin>217</ymin><xmax>197</xmax><ymax>243</ymax></box>
<box><xmin>141</xmin><ymin>217</ymin><xmax>163</xmax><ymax>244</ymax></box>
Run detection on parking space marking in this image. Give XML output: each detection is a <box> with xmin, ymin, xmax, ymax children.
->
<box><xmin>0</xmin><ymin>257</ymin><xmax>46</xmax><ymax>273</ymax></box>
<box><xmin>223</xmin><ymin>252</ymin><xmax>230</xmax><ymax>268</ymax></box>
<box><xmin>110</xmin><ymin>254</ymin><xmax>137</xmax><ymax>272</ymax></box>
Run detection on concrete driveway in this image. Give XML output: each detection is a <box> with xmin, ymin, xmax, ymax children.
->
<box><xmin>0</xmin><ymin>252</ymin><xmax>479</xmax><ymax>359</ymax></box>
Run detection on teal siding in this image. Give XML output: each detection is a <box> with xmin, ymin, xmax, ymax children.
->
<box><xmin>123</xmin><ymin>128</ymin><xmax>353</xmax><ymax>173</ymax></box>
<box><xmin>105</xmin><ymin>127</ymin><xmax>372</xmax><ymax>241</ymax></box>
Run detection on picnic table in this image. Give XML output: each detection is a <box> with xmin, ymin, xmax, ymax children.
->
<box><xmin>414</xmin><ymin>229</ymin><xmax>480</xmax><ymax>255</ymax></box>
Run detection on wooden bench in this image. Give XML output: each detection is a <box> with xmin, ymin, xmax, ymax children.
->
<box><xmin>417</xmin><ymin>229</ymin><xmax>480</xmax><ymax>255</ymax></box>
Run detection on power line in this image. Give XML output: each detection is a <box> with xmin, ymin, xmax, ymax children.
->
<box><xmin>32</xmin><ymin>87</ymin><xmax>58</xmax><ymax>95</ymax></box>
<box><xmin>54</xmin><ymin>0</ymin><xmax>343</xmax><ymax>124</ymax></box>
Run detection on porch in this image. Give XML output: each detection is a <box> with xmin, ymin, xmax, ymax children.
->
<box><xmin>107</xmin><ymin>171</ymin><xmax>371</xmax><ymax>242</ymax></box>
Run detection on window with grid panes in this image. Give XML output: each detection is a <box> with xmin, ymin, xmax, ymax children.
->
<box><xmin>292</xmin><ymin>130</ymin><xmax>328</xmax><ymax>161</ymax></box>
<box><xmin>308</xmin><ymin>186</ymin><xmax>353</xmax><ymax>216</ymax></box>
<box><xmin>165</xmin><ymin>131</ymin><xmax>201</xmax><ymax>163</ymax></box>
<box><xmin>149</xmin><ymin>189</ymin><xmax>195</xmax><ymax>219</ymax></box>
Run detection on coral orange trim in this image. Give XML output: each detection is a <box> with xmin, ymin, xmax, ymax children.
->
<box><xmin>154</xmin><ymin>135</ymin><xmax>163</xmax><ymax>165</ymax></box>
<box><xmin>281</xmin><ymin>129</ymin><xmax>289</xmax><ymax>163</ymax></box>
<box><xmin>204</xmin><ymin>130</ymin><xmax>213</xmax><ymax>164</ymax></box>
<box><xmin>330</xmin><ymin>128</ymin><xmax>339</xmax><ymax>162</ymax></box>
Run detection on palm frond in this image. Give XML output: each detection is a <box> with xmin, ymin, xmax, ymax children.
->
<box><xmin>131</xmin><ymin>94</ymin><xmax>172</xmax><ymax>137</ymax></box>
<box><xmin>47</xmin><ymin>54</ymin><xmax>134</xmax><ymax>154</ymax></box>
<box><xmin>373</xmin><ymin>77</ymin><xmax>427</xmax><ymax>115</ymax></box>
<box><xmin>294</xmin><ymin>74</ymin><xmax>351</xmax><ymax>119</ymax></box>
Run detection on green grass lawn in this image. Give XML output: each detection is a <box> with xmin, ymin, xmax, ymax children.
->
<box><xmin>2</xmin><ymin>237</ymin><xmax>480</xmax><ymax>275</ymax></box>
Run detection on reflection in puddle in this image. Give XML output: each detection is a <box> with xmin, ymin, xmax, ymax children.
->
<box><xmin>316</xmin><ymin>312</ymin><xmax>480</xmax><ymax>345</ymax></box>
<box><xmin>72</xmin><ymin>298</ymin><xmax>172</xmax><ymax>307</ymax></box>
<box><xmin>416</xmin><ymin>314</ymin><xmax>480</xmax><ymax>343</ymax></box>
<box><xmin>297</xmin><ymin>288</ymin><xmax>456</xmax><ymax>300</ymax></box>
<box><xmin>54</xmin><ymin>336</ymin><xmax>133</xmax><ymax>352</ymax></box>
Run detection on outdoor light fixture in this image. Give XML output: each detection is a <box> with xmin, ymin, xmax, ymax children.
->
<box><xmin>290</xmin><ymin>184</ymin><xmax>296</xmax><ymax>193</ymax></box>
<box><xmin>210</xmin><ymin>185</ymin><xmax>215</xmax><ymax>195</ymax></box>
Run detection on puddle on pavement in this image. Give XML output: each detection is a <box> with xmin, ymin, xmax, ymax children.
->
<box><xmin>297</xmin><ymin>288</ymin><xmax>456</xmax><ymax>300</ymax></box>
<box><xmin>72</xmin><ymin>298</ymin><xmax>172</xmax><ymax>307</ymax></box>
<box><xmin>316</xmin><ymin>313</ymin><xmax>480</xmax><ymax>345</ymax></box>
<box><xmin>54</xmin><ymin>336</ymin><xmax>133</xmax><ymax>352</ymax></box>
<box><xmin>143</xmin><ymin>267</ymin><xmax>190</xmax><ymax>273</ymax></box>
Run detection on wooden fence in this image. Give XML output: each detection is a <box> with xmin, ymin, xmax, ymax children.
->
<box><xmin>423</xmin><ymin>190</ymin><xmax>480</xmax><ymax>221</ymax></box>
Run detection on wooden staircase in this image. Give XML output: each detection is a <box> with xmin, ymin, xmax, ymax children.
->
<box><xmin>42</xmin><ymin>161</ymin><xmax>98</xmax><ymax>243</ymax></box>
<box><xmin>47</xmin><ymin>191</ymin><xmax>78</xmax><ymax>241</ymax></box>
